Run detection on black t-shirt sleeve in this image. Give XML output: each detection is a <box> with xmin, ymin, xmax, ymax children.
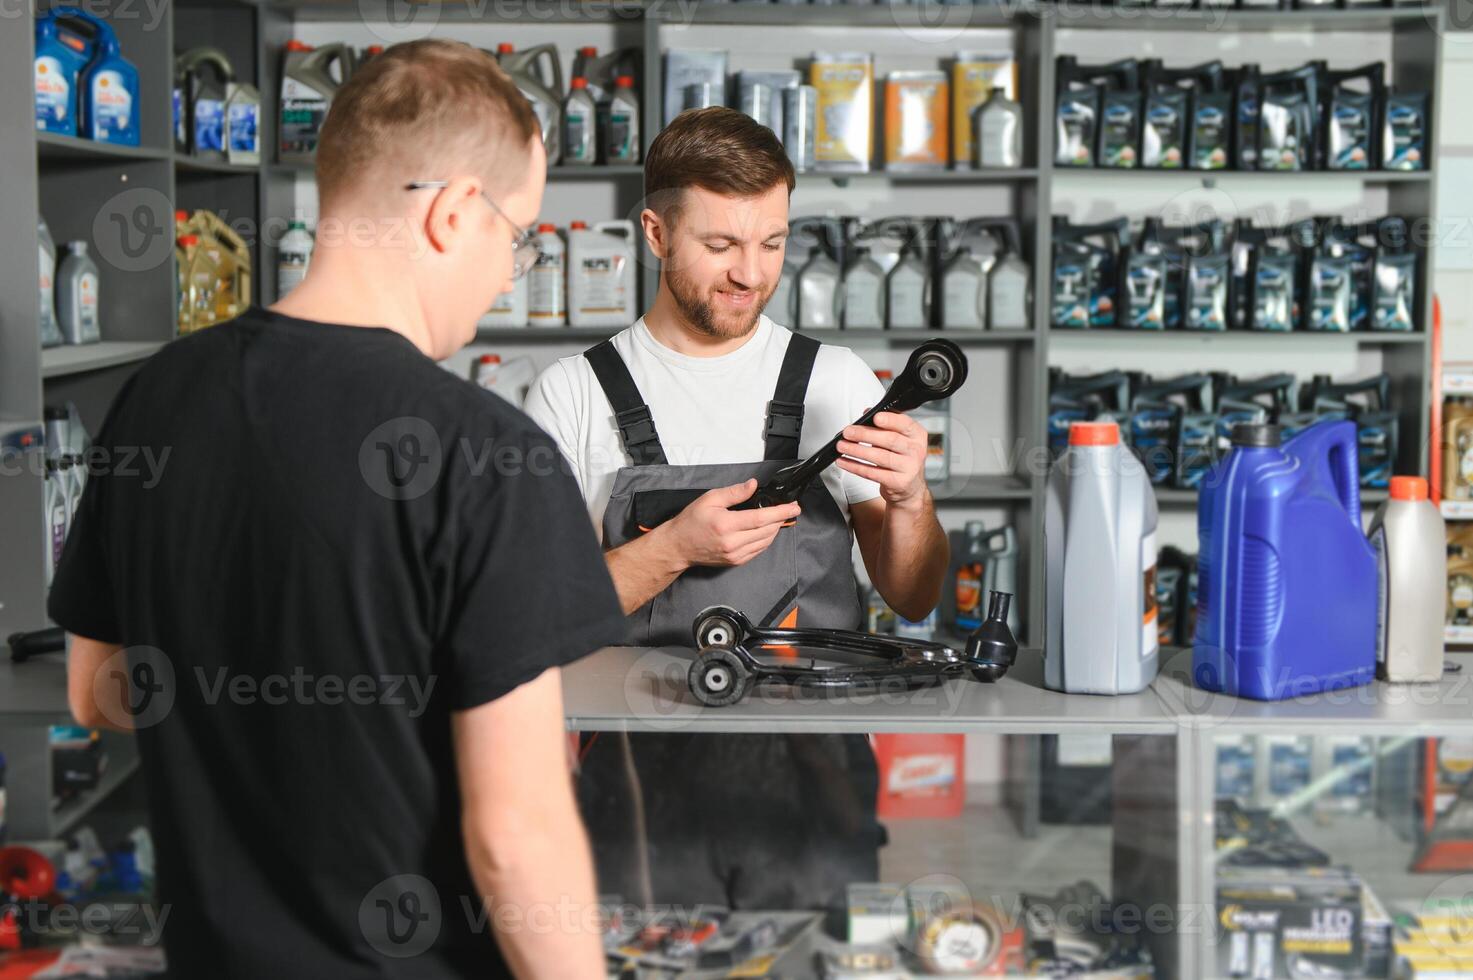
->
<box><xmin>441</xmin><ymin>423</ymin><xmax>628</xmax><ymax>710</ymax></box>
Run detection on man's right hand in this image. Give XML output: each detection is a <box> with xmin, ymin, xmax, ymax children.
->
<box><xmin>666</xmin><ymin>479</ymin><xmax>801</xmax><ymax>570</ymax></box>
<box><xmin>602</xmin><ymin>479</ymin><xmax>801</xmax><ymax>616</ymax></box>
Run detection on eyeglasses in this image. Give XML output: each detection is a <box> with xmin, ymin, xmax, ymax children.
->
<box><xmin>406</xmin><ymin>180</ymin><xmax>542</xmax><ymax>279</ymax></box>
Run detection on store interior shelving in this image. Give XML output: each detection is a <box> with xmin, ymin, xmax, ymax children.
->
<box><xmin>0</xmin><ymin>4</ymin><xmax>1455</xmax><ymax>977</ymax></box>
<box><xmin>41</xmin><ymin>341</ymin><xmax>170</xmax><ymax>379</ymax></box>
<box><xmin>52</xmin><ymin>736</ymin><xmax>141</xmax><ymax>838</ymax></box>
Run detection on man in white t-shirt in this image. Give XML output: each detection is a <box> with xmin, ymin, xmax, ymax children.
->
<box><xmin>524</xmin><ymin>107</ymin><xmax>950</xmax><ymax>912</ymax></box>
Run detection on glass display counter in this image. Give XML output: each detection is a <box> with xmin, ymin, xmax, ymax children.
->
<box><xmin>563</xmin><ymin>646</ymin><xmax>1473</xmax><ymax>978</ymax></box>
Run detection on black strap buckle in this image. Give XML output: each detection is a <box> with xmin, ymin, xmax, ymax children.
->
<box><xmin>766</xmin><ymin>399</ymin><xmax>805</xmax><ymax>441</ymax></box>
<box><xmin>616</xmin><ymin>405</ymin><xmax>660</xmax><ymax>448</ymax></box>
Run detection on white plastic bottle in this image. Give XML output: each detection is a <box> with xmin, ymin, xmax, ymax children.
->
<box><xmin>480</xmin><ymin>274</ymin><xmax>528</xmax><ymax>328</ymax></box>
<box><xmin>38</xmin><ymin>218</ymin><xmax>63</xmax><ymax>348</ymax></box>
<box><xmin>568</xmin><ymin>219</ymin><xmax>637</xmax><ymax>328</ymax></box>
<box><xmin>562</xmin><ymin>77</ymin><xmax>597</xmax><ymax>166</ymax></box>
<box><xmin>797</xmin><ymin>249</ymin><xmax>841</xmax><ymax>330</ymax></box>
<box><xmin>528</xmin><ymin>223</ymin><xmax>567</xmax><ymax>328</ymax></box>
<box><xmin>768</xmin><ymin>247</ymin><xmax>803</xmax><ymax>328</ymax></box>
<box><xmin>1044</xmin><ymin>420</ymin><xmax>1161</xmax><ymax>695</ymax></box>
<box><xmin>44</xmin><ymin>458</ymin><xmax>66</xmax><ymax>587</ymax></box>
<box><xmin>887</xmin><ymin>249</ymin><xmax>929</xmax><ymax>329</ymax></box>
<box><xmin>56</xmin><ymin>242</ymin><xmax>101</xmax><ymax>345</ymax></box>
<box><xmin>941</xmin><ymin>246</ymin><xmax>986</xmax><ymax>329</ymax></box>
<box><xmin>604</xmin><ymin>75</ymin><xmax>640</xmax><ymax>164</ymax></box>
<box><xmin>975</xmin><ymin>88</ymin><xmax>1024</xmax><ymax>169</ymax></box>
<box><xmin>913</xmin><ymin>398</ymin><xmax>950</xmax><ymax>482</ymax></box>
<box><xmin>842</xmin><ymin>249</ymin><xmax>885</xmax><ymax>329</ymax></box>
<box><xmin>472</xmin><ymin>353</ymin><xmax>538</xmax><ymax>408</ymax></box>
<box><xmin>1368</xmin><ymin>475</ymin><xmax>1446</xmax><ymax>683</ymax></box>
<box><xmin>278</xmin><ymin>220</ymin><xmax>313</xmax><ymax>297</ymax></box>
<box><xmin>989</xmin><ymin>252</ymin><xmax>1030</xmax><ymax>330</ymax></box>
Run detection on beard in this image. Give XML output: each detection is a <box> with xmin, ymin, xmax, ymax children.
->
<box><xmin>664</xmin><ymin>264</ymin><xmax>770</xmax><ymax>340</ymax></box>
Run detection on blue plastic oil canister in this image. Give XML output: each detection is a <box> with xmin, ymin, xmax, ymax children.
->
<box><xmin>1193</xmin><ymin>419</ymin><xmax>1377</xmax><ymax>700</ymax></box>
<box><xmin>71</xmin><ymin>9</ymin><xmax>140</xmax><ymax>146</ymax></box>
<box><xmin>34</xmin><ymin>12</ymin><xmax>94</xmax><ymax>136</ymax></box>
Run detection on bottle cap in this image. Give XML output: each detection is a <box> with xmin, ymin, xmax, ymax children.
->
<box><xmin>580</xmin><ymin>46</ymin><xmax>597</xmax><ymax>56</ymax></box>
<box><xmin>537</xmin><ymin>223</ymin><xmax>557</xmax><ymax>233</ymax></box>
<box><xmin>1231</xmin><ymin>423</ymin><xmax>1281</xmax><ymax>448</ymax></box>
<box><xmin>571</xmin><ymin>77</ymin><xmax>588</xmax><ymax>90</ymax></box>
<box><xmin>1069</xmin><ymin>421</ymin><xmax>1119</xmax><ymax>447</ymax></box>
<box><xmin>497</xmin><ymin>42</ymin><xmax>515</xmax><ymax>53</ymax></box>
<box><xmin>875</xmin><ymin>369</ymin><xmax>894</xmax><ymax>380</ymax></box>
<box><xmin>570</xmin><ymin>221</ymin><xmax>588</xmax><ymax>230</ymax></box>
<box><xmin>285</xmin><ymin>40</ymin><xmax>313</xmax><ymax>52</ymax></box>
<box><xmin>1390</xmin><ymin>475</ymin><xmax>1428</xmax><ymax>502</ymax></box>
<box><xmin>616</xmin><ymin>75</ymin><xmax>636</xmax><ymax>88</ymax></box>
<box><xmin>479</xmin><ymin>354</ymin><xmax>501</xmax><ymax>365</ymax></box>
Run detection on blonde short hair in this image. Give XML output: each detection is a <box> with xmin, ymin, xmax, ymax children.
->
<box><xmin>315</xmin><ymin>39</ymin><xmax>538</xmax><ymax>211</ymax></box>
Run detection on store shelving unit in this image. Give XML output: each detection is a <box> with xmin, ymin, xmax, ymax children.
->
<box><xmin>36</xmin><ymin>132</ymin><xmax>173</xmax><ymax>163</ymax></box>
<box><xmin>41</xmin><ymin>341</ymin><xmax>171</xmax><ymax>379</ymax></box>
<box><xmin>242</xmin><ymin>0</ymin><xmax>1441</xmax><ymax>652</ymax></box>
<box><xmin>0</xmin><ymin>4</ymin><xmax>1452</xmax><ymax>976</ymax></box>
<box><xmin>1049</xmin><ymin>329</ymin><xmax>1429</xmax><ymax>345</ymax></box>
<box><xmin>1153</xmin><ymin>486</ymin><xmax>1390</xmax><ymax>507</ymax></box>
<box><xmin>1443</xmin><ymin>364</ymin><xmax>1473</xmax><ymax>647</ymax></box>
<box><xmin>52</xmin><ymin>736</ymin><xmax>141</xmax><ymax>837</ymax></box>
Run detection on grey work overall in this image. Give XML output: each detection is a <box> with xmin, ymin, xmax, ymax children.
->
<box><xmin>577</xmin><ymin>333</ymin><xmax>883</xmax><ymax>912</ymax></box>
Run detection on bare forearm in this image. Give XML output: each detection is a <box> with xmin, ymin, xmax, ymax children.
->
<box><xmin>467</xmin><ymin>819</ymin><xmax>604</xmax><ymax>979</ymax></box>
<box><xmin>873</xmin><ymin>492</ymin><xmax>948</xmax><ymax>622</ymax></box>
<box><xmin>603</xmin><ymin>524</ymin><xmax>688</xmax><ymax>615</ymax></box>
<box><xmin>66</xmin><ymin>635</ymin><xmax>133</xmax><ymax>734</ymax></box>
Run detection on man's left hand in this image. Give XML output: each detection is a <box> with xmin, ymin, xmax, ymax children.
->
<box><xmin>836</xmin><ymin>411</ymin><xmax>930</xmax><ymax>511</ymax></box>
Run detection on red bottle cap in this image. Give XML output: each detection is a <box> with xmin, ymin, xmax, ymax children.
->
<box><xmin>1069</xmin><ymin>421</ymin><xmax>1120</xmax><ymax>447</ymax></box>
<box><xmin>875</xmin><ymin>369</ymin><xmax>894</xmax><ymax>380</ymax></box>
<box><xmin>580</xmin><ymin>46</ymin><xmax>598</xmax><ymax>56</ymax></box>
<box><xmin>570</xmin><ymin>221</ymin><xmax>588</xmax><ymax>230</ymax></box>
<box><xmin>497</xmin><ymin>42</ymin><xmax>515</xmax><ymax>53</ymax></box>
<box><xmin>537</xmin><ymin>223</ymin><xmax>557</xmax><ymax>233</ymax></box>
<box><xmin>1389</xmin><ymin>475</ymin><xmax>1428</xmax><ymax>501</ymax></box>
<box><xmin>285</xmin><ymin>40</ymin><xmax>313</xmax><ymax>52</ymax></box>
<box><xmin>571</xmin><ymin>77</ymin><xmax>588</xmax><ymax>90</ymax></box>
<box><xmin>616</xmin><ymin>75</ymin><xmax>636</xmax><ymax>88</ymax></box>
<box><xmin>479</xmin><ymin>354</ymin><xmax>501</xmax><ymax>365</ymax></box>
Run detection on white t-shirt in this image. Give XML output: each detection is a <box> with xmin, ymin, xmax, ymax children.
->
<box><xmin>523</xmin><ymin>315</ymin><xmax>886</xmax><ymax>540</ymax></box>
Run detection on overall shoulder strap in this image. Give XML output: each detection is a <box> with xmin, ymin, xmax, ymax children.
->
<box><xmin>764</xmin><ymin>333</ymin><xmax>821</xmax><ymax>461</ymax></box>
<box><xmin>583</xmin><ymin>340</ymin><xmax>668</xmax><ymax>467</ymax></box>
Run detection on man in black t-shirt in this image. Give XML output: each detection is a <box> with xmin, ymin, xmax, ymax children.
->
<box><xmin>48</xmin><ymin>41</ymin><xmax>625</xmax><ymax>979</ymax></box>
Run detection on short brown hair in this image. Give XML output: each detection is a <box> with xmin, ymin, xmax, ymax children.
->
<box><xmin>315</xmin><ymin>40</ymin><xmax>538</xmax><ymax>211</ymax></box>
<box><xmin>644</xmin><ymin>107</ymin><xmax>796</xmax><ymax>223</ymax></box>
